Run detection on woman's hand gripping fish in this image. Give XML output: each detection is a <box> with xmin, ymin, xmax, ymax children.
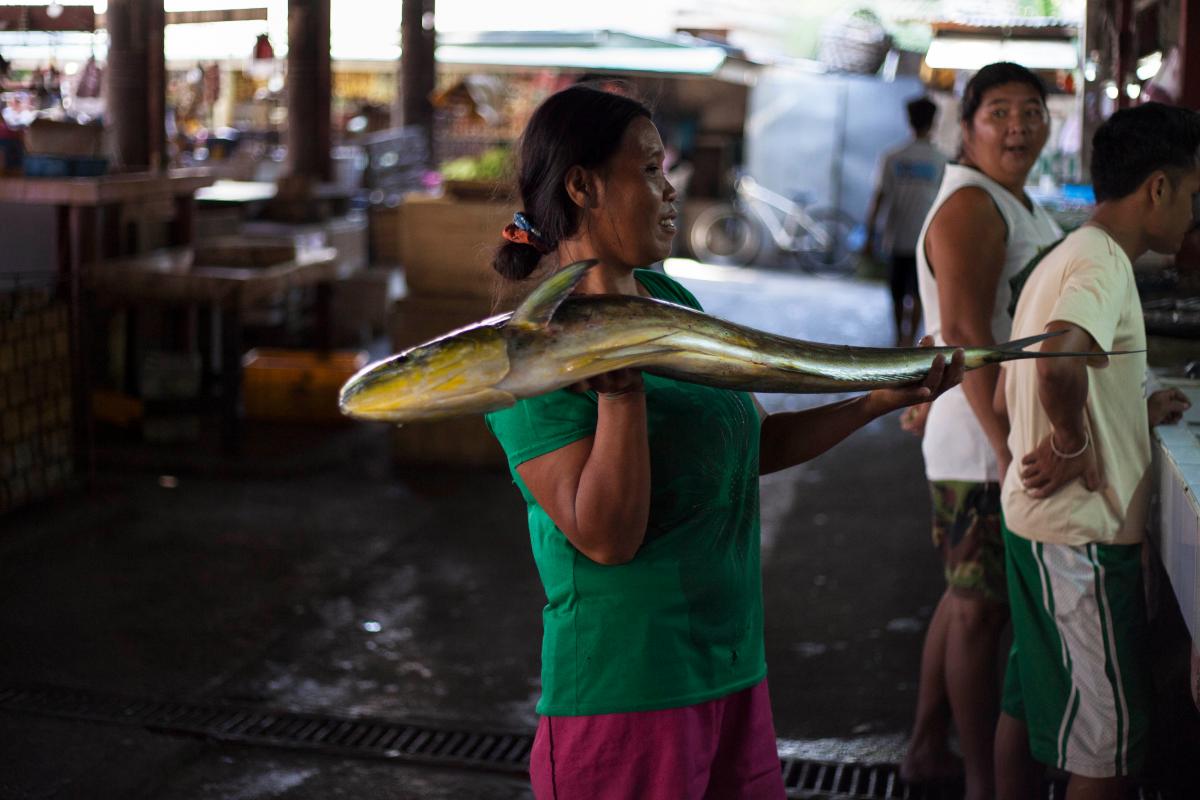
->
<box><xmin>339</xmin><ymin>260</ymin><xmax>1128</xmax><ymax>424</ymax></box>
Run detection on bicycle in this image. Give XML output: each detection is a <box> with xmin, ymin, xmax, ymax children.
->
<box><xmin>687</xmin><ymin>175</ymin><xmax>861</xmax><ymax>274</ymax></box>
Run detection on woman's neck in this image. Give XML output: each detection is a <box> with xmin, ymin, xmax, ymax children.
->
<box><xmin>557</xmin><ymin>243</ymin><xmax>643</xmax><ymax>295</ymax></box>
<box><xmin>959</xmin><ymin>157</ymin><xmax>1031</xmax><ymax>209</ymax></box>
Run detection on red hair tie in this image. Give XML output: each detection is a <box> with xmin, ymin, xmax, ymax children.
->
<box><xmin>502</xmin><ymin>224</ymin><xmax>551</xmax><ymax>254</ymax></box>
<box><xmin>502</xmin><ymin>212</ymin><xmax>551</xmax><ymax>254</ymax></box>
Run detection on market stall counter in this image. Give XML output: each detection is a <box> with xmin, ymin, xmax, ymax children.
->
<box><xmin>85</xmin><ymin>244</ymin><xmax>343</xmax><ymax>452</ymax></box>
<box><xmin>1152</xmin><ymin>380</ymin><xmax>1200</xmax><ymax>710</ymax></box>
<box><xmin>0</xmin><ymin>168</ymin><xmax>215</xmax><ymax>482</ymax></box>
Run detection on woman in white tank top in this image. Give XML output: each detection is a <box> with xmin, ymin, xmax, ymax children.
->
<box><xmin>902</xmin><ymin>63</ymin><xmax>1062</xmax><ymax>800</ymax></box>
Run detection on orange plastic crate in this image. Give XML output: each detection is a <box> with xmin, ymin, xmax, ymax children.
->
<box><xmin>241</xmin><ymin>348</ymin><xmax>368</xmax><ymax>423</ymax></box>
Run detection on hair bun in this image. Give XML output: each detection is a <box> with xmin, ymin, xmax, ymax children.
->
<box><xmin>493</xmin><ymin>241</ymin><xmax>543</xmax><ymax>281</ymax></box>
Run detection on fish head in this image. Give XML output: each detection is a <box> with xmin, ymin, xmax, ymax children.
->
<box><xmin>338</xmin><ymin>327</ymin><xmax>514</xmax><ymax>423</ymax></box>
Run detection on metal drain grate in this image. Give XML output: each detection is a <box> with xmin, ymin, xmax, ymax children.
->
<box><xmin>778</xmin><ymin>757</ymin><xmax>1167</xmax><ymax>800</ymax></box>
<box><xmin>781</xmin><ymin>759</ymin><xmax>952</xmax><ymax>799</ymax></box>
<box><xmin>0</xmin><ymin>685</ymin><xmax>532</xmax><ymax>775</ymax></box>
<box><xmin>0</xmin><ymin>685</ymin><xmax>1172</xmax><ymax>799</ymax></box>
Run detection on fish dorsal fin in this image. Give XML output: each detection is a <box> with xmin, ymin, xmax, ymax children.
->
<box><xmin>507</xmin><ymin>259</ymin><xmax>597</xmax><ymax>331</ymax></box>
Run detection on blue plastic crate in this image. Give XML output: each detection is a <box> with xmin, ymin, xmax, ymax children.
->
<box><xmin>23</xmin><ymin>154</ymin><xmax>71</xmax><ymax>177</ymax></box>
<box><xmin>70</xmin><ymin>156</ymin><xmax>108</xmax><ymax>177</ymax></box>
<box><xmin>0</xmin><ymin>138</ymin><xmax>23</xmax><ymax>171</ymax></box>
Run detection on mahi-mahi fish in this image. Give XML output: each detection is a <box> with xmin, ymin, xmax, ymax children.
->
<box><xmin>339</xmin><ymin>259</ymin><xmax>1111</xmax><ymax>423</ymax></box>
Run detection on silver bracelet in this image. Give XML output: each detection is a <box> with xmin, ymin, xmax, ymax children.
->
<box><xmin>1050</xmin><ymin>429</ymin><xmax>1089</xmax><ymax>459</ymax></box>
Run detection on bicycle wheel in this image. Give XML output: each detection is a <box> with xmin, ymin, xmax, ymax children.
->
<box><xmin>688</xmin><ymin>204</ymin><xmax>761</xmax><ymax>266</ymax></box>
<box><xmin>794</xmin><ymin>208</ymin><xmax>860</xmax><ymax>275</ymax></box>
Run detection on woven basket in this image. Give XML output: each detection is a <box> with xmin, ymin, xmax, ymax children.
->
<box><xmin>818</xmin><ymin>9</ymin><xmax>893</xmax><ymax>75</ymax></box>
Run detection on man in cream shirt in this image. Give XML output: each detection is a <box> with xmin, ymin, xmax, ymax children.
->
<box><xmin>996</xmin><ymin>103</ymin><xmax>1194</xmax><ymax>800</ymax></box>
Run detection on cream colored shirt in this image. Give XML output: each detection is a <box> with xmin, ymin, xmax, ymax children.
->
<box><xmin>1002</xmin><ymin>226</ymin><xmax>1149</xmax><ymax>546</ymax></box>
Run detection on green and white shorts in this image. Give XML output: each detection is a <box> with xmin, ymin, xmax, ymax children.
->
<box><xmin>1000</xmin><ymin>521</ymin><xmax>1149</xmax><ymax>779</ymax></box>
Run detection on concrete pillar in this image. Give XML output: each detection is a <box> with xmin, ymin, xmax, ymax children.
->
<box><xmin>399</xmin><ymin>0</ymin><xmax>435</xmax><ymax>156</ymax></box>
<box><xmin>286</xmin><ymin>0</ymin><xmax>331</xmax><ymax>181</ymax></box>
<box><xmin>105</xmin><ymin>0</ymin><xmax>166</xmax><ymax>171</ymax></box>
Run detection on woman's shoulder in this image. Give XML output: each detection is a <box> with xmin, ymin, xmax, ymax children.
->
<box><xmin>633</xmin><ymin>269</ymin><xmax>703</xmax><ymax>311</ymax></box>
<box><xmin>928</xmin><ymin>183</ymin><xmax>1007</xmax><ymax>238</ymax></box>
<box><xmin>485</xmin><ymin>389</ymin><xmax>597</xmax><ymax>465</ymax></box>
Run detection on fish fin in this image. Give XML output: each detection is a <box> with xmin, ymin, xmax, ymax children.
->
<box><xmin>507</xmin><ymin>259</ymin><xmax>597</xmax><ymax>331</ymax></box>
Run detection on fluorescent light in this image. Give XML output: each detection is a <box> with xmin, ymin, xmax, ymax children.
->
<box><xmin>1126</xmin><ymin>83</ymin><xmax>1141</xmax><ymax>99</ymax></box>
<box><xmin>925</xmin><ymin>37</ymin><xmax>1078</xmax><ymax>71</ymax></box>
<box><xmin>1104</xmin><ymin>83</ymin><xmax>1119</xmax><ymax>100</ymax></box>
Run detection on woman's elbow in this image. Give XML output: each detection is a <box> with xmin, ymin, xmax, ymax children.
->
<box><xmin>588</xmin><ymin>549</ymin><xmax>638</xmax><ymax>566</ymax></box>
<box><xmin>581</xmin><ymin>539</ymin><xmax>641</xmax><ymax>566</ymax></box>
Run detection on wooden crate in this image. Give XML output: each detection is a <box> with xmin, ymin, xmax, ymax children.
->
<box><xmin>369</xmin><ymin>204</ymin><xmax>404</xmax><ymax>266</ymax></box>
<box><xmin>389</xmin><ymin>294</ymin><xmax>506</xmax><ymax>467</ymax></box>
<box><xmin>399</xmin><ymin>194</ymin><xmax>516</xmax><ymax>299</ymax></box>
<box><xmin>23</xmin><ymin>119</ymin><xmax>103</xmax><ymax>157</ymax></box>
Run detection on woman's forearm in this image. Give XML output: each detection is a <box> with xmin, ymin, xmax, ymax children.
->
<box><xmin>574</xmin><ymin>393</ymin><xmax>652</xmax><ymax>564</ymax></box>
<box><xmin>758</xmin><ymin>395</ymin><xmax>878</xmax><ymax>475</ymax></box>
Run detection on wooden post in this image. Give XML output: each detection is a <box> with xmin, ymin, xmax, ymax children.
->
<box><xmin>147</xmin><ymin>0</ymin><xmax>165</xmax><ymax>170</ymax></box>
<box><xmin>1116</xmin><ymin>0</ymin><xmax>1134</xmax><ymax>110</ymax></box>
<box><xmin>1181</xmin><ymin>0</ymin><xmax>1200</xmax><ymax>109</ymax></box>
<box><xmin>286</xmin><ymin>0</ymin><xmax>332</xmax><ymax>181</ymax></box>
<box><xmin>106</xmin><ymin>0</ymin><xmax>165</xmax><ymax>170</ymax></box>
<box><xmin>399</xmin><ymin>0</ymin><xmax>436</xmax><ymax>157</ymax></box>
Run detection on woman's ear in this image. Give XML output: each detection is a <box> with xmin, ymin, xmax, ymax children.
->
<box><xmin>564</xmin><ymin>165</ymin><xmax>596</xmax><ymax>210</ymax></box>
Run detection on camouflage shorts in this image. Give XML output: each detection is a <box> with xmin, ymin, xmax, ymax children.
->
<box><xmin>929</xmin><ymin>480</ymin><xmax>1007</xmax><ymax>604</ymax></box>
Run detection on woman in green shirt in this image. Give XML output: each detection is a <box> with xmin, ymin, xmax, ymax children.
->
<box><xmin>486</xmin><ymin>84</ymin><xmax>964</xmax><ymax>799</ymax></box>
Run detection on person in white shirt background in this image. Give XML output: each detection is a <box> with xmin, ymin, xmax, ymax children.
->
<box><xmin>863</xmin><ymin>96</ymin><xmax>948</xmax><ymax>346</ymax></box>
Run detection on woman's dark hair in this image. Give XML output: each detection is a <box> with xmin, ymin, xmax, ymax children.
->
<box><xmin>493</xmin><ymin>84</ymin><xmax>652</xmax><ymax>281</ymax></box>
<box><xmin>1091</xmin><ymin>103</ymin><xmax>1200</xmax><ymax>202</ymax></box>
<box><xmin>960</xmin><ymin>62</ymin><xmax>1047</xmax><ymax>124</ymax></box>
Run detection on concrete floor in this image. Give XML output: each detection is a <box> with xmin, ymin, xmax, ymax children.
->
<box><xmin>0</xmin><ymin>264</ymin><xmax>1195</xmax><ymax>798</ymax></box>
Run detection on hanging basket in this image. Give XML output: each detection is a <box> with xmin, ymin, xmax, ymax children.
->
<box><xmin>818</xmin><ymin>9</ymin><xmax>893</xmax><ymax>75</ymax></box>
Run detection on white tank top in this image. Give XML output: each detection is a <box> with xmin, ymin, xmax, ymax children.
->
<box><xmin>916</xmin><ymin>164</ymin><xmax>1063</xmax><ymax>482</ymax></box>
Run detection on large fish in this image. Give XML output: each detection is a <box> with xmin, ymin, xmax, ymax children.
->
<box><xmin>340</xmin><ymin>260</ymin><xmax>1108</xmax><ymax>423</ymax></box>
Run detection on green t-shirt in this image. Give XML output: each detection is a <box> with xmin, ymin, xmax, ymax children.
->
<box><xmin>485</xmin><ymin>269</ymin><xmax>766</xmax><ymax>716</ymax></box>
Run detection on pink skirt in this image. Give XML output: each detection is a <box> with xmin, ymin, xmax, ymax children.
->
<box><xmin>529</xmin><ymin>679</ymin><xmax>785</xmax><ymax>799</ymax></box>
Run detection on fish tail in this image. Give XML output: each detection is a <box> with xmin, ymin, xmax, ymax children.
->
<box><xmin>977</xmin><ymin>330</ymin><xmax>1144</xmax><ymax>364</ymax></box>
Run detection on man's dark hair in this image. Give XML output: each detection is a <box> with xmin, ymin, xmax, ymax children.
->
<box><xmin>1091</xmin><ymin>102</ymin><xmax>1200</xmax><ymax>202</ymax></box>
<box><xmin>960</xmin><ymin>62</ymin><xmax>1046</xmax><ymax>124</ymax></box>
<box><xmin>906</xmin><ymin>97</ymin><xmax>937</xmax><ymax>133</ymax></box>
